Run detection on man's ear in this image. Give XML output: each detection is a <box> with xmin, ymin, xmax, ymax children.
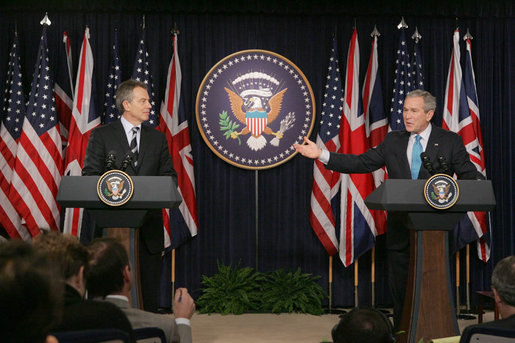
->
<box><xmin>46</xmin><ymin>335</ymin><xmax>59</xmax><ymax>343</ymax></box>
<box><xmin>426</xmin><ymin>109</ymin><xmax>435</xmax><ymax>122</ymax></box>
<box><xmin>122</xmin><ymin>99</ymin><xmax>130</xmax><ymax>112</ymax></box>
<box><xmin>122</xmin><ymin>264</ymin><xmax>131</xmax><ymax>283</ymax></box>
<box><xmin>493</xmin><ymin>288</ymin><xmax>503</xmax><ymax>305</ymax></box>
<box><xmin>78</xmin><ymin>265</ymin><xmax>85</xmax><ymax>288</ymax></box>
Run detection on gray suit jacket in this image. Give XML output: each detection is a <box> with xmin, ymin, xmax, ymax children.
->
<box><xmin>104</xmin><ymin>297</ymin><xmax>192</xmax><ymax>343</ymax></box>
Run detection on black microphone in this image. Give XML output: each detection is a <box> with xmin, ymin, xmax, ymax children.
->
<box><xmin>120</xmin><ymin>152</ymin><xmax>133</xmax><ymax>172</ymax></box>
<box><xmin>420</xmin><ymin>152</ymin><xmax>435</xmax><ymax>175</ymax></box>
<box><xmin>105</xmin><ymin>151</ymin><xmax>117</xmax><ymax>171</ymax></box>
<box><xmin>437</xmin><ymin>156</ymin><xmax>451</xmax><ymax>175</ymax></box>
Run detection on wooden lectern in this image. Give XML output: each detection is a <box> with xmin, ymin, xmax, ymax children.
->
<box><xmin>57</xmin><ymin>175</ymin><xmax>182</xmax><ymax>308</ymax></box>
<box><xmin>365</xmin><ymin>179</ymin><xmax>495</xmax><ymax>343</ymax></box>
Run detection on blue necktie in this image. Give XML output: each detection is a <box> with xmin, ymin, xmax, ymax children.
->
<box><xmin>411</xmin><ymin>135</ymin><xmax>422</xmax><ymax>179</ymax></box>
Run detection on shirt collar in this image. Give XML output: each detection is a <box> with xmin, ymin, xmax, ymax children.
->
<box><xmin>411</xmin><ymin>123</ymin><xmax>432</xmax><ymax>142</ymax></box>
<box><xmin>105</xmin><ymin>294</ymin><xmax>129</xmax><ymax>303</ymax></box>
<box><xmin>120</xmin><ymin>115</ymin><xmax>141</xmax><ymax>135</ymax></box>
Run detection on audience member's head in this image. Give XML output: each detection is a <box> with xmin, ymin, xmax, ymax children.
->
<box><xmin>34</xmin><ymin>231</ymin><xmax>89</xmax><ymax>296</ymax></box>
<box><xmin>87</xmin><ymin>237</ymin><xmax>132</xmax><ymax>298</ymax></box>
<box><xmin>491</xmin><ymin>255</ymin><xmax>515</xmax><ymax>318</ymax></box>
<box><xmin>332</xmin><ymin>307</ymin><xmax>394</xmax><ymax>343</ymax></box>
<box><xmin>0</xmin><ymin>240</ymin><xmax>62</xmax><ymax>343</ymax></box>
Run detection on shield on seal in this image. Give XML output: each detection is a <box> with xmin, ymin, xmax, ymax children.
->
<box><xmin>245</xmin><ymin>110</ymin><xmax>268</xmax><ymax>136</ymax></box>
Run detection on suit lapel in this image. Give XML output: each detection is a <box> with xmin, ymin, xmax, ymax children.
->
<box><xmin>113</xmin><ymin>120</ymin><xmax>131</xmax><ymax>153</ymax></box>
<box><xmin>399</xmin><ymin>131</ymin><xmax>411</xmax><ymax>178</ymax></box>
<box><xmin>424</xmin><ymin>124</ymin><xmax>441</xmax><ymax>165</ymax></box>
<box><xmin>136</xmin><ymin>125</ymin><xmax>150</xmax><ymax>173</ymax></box>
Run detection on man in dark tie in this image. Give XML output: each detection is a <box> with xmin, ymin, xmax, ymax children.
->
<box><xmin>294</xmin><ymin>89</ymin><xmax>483</xmax><ymax>329</ymax></box>
<box><xmin>83</xmin><ymin>79</ymin><xmax>177</xmax><ymax>312</ymax></box>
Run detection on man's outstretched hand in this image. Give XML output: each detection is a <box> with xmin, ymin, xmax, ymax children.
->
<box><xmin>293</xmin><ymin>136</ymin><xmax>322</xmax><ymax>159</ymax></box>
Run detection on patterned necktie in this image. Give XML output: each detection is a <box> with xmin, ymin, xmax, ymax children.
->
<box><xmin>130</xmin><ymin>127</ymin><xmax>140</xmax><ymax>167</ymax></box>
<box><xmin>411</xmin><ymin>135</ymin><xmax>422</xmax><ymax>179</ymax></box>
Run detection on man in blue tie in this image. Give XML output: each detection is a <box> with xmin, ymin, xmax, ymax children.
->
<box><xmin>294</xmin><ymin>89</ymin><xmax>483</xmax><ymax>329</ymax></box>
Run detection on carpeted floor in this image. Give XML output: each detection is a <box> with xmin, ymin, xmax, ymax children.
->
<box><xmin>191</xmin><ymin>310</ymin><xmax>495</xmax><ymax>343</ymax></box>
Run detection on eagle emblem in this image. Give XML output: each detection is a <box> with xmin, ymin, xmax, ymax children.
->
<box><xmin>106</xmin><ymin>176</ymin><xmax>126</xmax><ymax>200</ymax></box>
<box><xmin>432</xmin><ymin>180</ymin><xmax>452</xmax><ymax>203</ymax></box>
<box><xmin>424</xmin><ymin>173</ymin><xmax>459</xmax><ymax>210</ymax></box>
<box><xmin>224</xmin><ymin>73</ymin><xmax>288</xmax><ymax>151</ymax></box>
<box><xmin>97</xmin><ymin>170</ymin><xmax>134</xmax><ymax>207</ymax></box>
<box><xmin>196</xmin><ymin>49</ymin><xmax>315</xmax><ymax>170</ymax></box>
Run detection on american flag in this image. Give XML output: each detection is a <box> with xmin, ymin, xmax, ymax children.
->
<box><xmin>410</xmin><ymin>28</ymin><xmax>425</xmax><ymax>90</ymax></box>
<box><xmin>104</xmin><ymin>30</ymin><xmax>122</xmax><ymax>124</ymax></box>
<box><xmin>131</xmin><ymin>29</ymin><xmax>159</xmax><ymax>128</ymax></box>
<box><xmin>9</xmin><ymin>26</ymin><xmax>63</xmax><ymax>235</ymax></box>
<box><xmin>339</xmin><ymin>29</ymin><xmax>377</xmax><ymax>266</ymax></box>
<box><xmin>132</xmin><ymin>28</ymin><xmax>172</xmax><ymax>246</ymax></box>
<box><xmin>444</xmin><ymin>30</ymin><xmax>490</xmax><ymax>262</ymax></box>
<box><xmin>0</xmin><ymin>34</ymin><xmax>30</xmax><ymax>240</ymax></box>
<box><xmin>389</xmin><ymin>20</ymin><xmax>413</xmax><ymax>131</ymax></box>
<box><xmin>362</xmin><ymin>27</ymin><xmax>387</xmax><ymax>235</ymax></box>
<box><xmin>309</xmin><ymin>37</ymin><xmax>342</xmax><ymax>256</ymax></box>
<box><xmin>62</xmin><ymin>27</ymin><xmax>100</xmax><ymax>237</ymax></box>
<box><xmin>54</xmin><ymin>31</ymin><xmax>74</xmax><ymax>149</ymax></box>
<box><xmin>158</xmin><ymin>32</ymin><xmax>198</xmax><ymax>248</ymax></box>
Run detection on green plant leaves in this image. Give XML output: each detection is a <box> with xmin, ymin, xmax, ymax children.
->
<box><xmin>218</xmin><ymin>110</ymin><xmax>241</xmax><ymax>144</ymax></box>
<box><xmin>196</xmin><ymin>262</ymin><xmax>326</xmax><ymax>315</ymax></box>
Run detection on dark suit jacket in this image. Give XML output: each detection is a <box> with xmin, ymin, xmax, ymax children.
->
<box><xmin>459</xmin><ymin>314</ymin><xmax>515</xmax><ymax>342</ymax></box>
<box><xmin>326</xmin><ymin>125</ymin><xmax>483</xmax><ymax>250</ymax></box>
<box><xmin>82</xmin><ymin>119</ymin><xmax>177</xmax><ymax>253</ymax></box>
<box><xmin>53</xmin><ymin>284</ymin><xmax>135</xmax><ymax>342</ymax></box>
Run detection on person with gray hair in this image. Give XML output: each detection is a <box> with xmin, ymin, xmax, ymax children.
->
<box><xmin>83</xmin><ymin>79</ymin><xmax>177</xmax><ymax>313</ymax></box>
<box><xmin>460</xmin><ymin>256</ymin><xmax>515</xmax><ymax>341</ymax></box>
<box><xmin>294</xmin><ymin>89</ymin><xmax>483</xmax><ymax>329</ymax></box>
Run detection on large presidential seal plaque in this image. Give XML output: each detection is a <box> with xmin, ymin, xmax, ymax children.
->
<box><xmin>196</xmin><ymin>50</ymin><xmax>316</xmax><ymax>170</ymax></box>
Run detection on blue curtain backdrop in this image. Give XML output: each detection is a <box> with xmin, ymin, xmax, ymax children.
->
<box><xmin>0</xmin><ymin>0</ymin><xmax>512</xmax><ymax>309</ymax></box>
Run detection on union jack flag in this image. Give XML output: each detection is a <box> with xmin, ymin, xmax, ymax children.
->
<box><xmin>309</xmin><ymin>37</ymin><xmax>342</xmax><ymax>256</ymax></box>
<box><xmin>54</xmin><ymin>31</ymin><xmax>73</xmax><ymax>149</ymax></box>
<box><xmin>362</xmin><ymin>27</ymin><xmax>387</xmax><ymax>235</ymax></box>
<box><xmin>158</xmin><ymin>32</ymin><xmax>198</xmax><ymax>248</ymax></box>
<box><xmin>0</xmin><ymin>34</ymin><xmax>30</xmax><ymax>240</ymax></box>
<box><xmin>444</xmin><ymin>29</ymin><xmax>490</xmax><ymax>262</ymax></box>
<box><xmin>339</xmin><ymin>29</ymin><xmax>377</xmax><ymax>266</ymax></box>
<box><xmin>104</xmin><ymin>30</ymin><xmax>122</xmax><ymax>124</ymax></box>
<box><xmin>463</xmin><ymin>34</ymin><xmax>490</xmax><ymax>262</ymax></box>
<box><xmin>9</xmin><ymin>26</ymin><xmax>63</xmax><ymax>235</ymax></box>
<box><xmin>390</xmin><ymin>20</ymin><xmax>413</xmax><ymax>131</ymax></box>
<box><xmin>132</xmin><ymin>29</ymin><xmax>159</xmax><ymax>128</ymax></box>
<box><xmin>62</xmin><ymin>27</ymin><xmax>101</xmax><ymax>238</ymax></box>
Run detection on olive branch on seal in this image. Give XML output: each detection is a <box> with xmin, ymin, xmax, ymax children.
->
<box><xmin>219</xmin><ymin>110</ymin><xmax>241</xmax><ymax>145</ymax></box>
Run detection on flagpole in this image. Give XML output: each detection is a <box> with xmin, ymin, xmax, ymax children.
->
<box><xmin>460</xmin><ymin>244</ymin><xmax>475</xmax><ymax>318</ymax></box>
<box><xmin>171</xmin><ymin>248</ymin><xmax>176</xmax><ymax>305</ymax></box>
<box><xmin>466</xmin><ymin>244</ymin><xmax>471</xmax><ymax>312</ymax></box>
<box><xmin>456</xmin><ymin>251</ymin><xmax>461</xmax><ymax>316</ymax></box>
<box><xmin>371</xmin><ymin>247</ymin><xmax>375</xmax><ymax>307</ymax></box>
<box><xmin>255</xmin><ymin>170</ymin><xmax>259</xmax><ymax>271</ymax></box>
<box><xmin>354</xmin><ymin>259</ymin><xmax>358</xmax><ymax>308</ymax></box>
<box><xmin>329</xmin><ymin>255</ymin><xmax>333</xmax><ymax>312</ymax></box>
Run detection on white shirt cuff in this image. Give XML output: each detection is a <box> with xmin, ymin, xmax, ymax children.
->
<box><xmin>175</xmin><ymin>318</ymin><xmax>191</xmax><ymax>326</ymax></box>
<box><xmin>318</xmin><ymin>149</ymin><xmax>330</xmax><ymax>165</ymax></box>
